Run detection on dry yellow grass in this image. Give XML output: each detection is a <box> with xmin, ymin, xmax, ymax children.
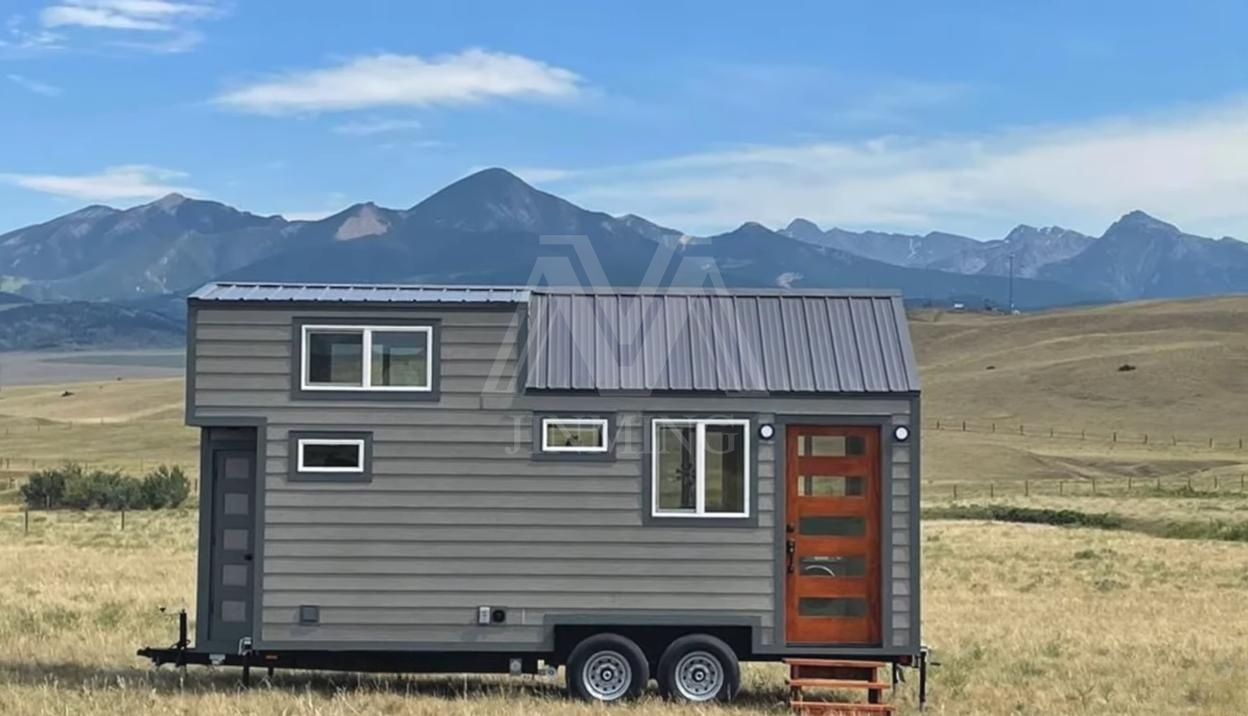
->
<box><xmin>0</xmin><ymin>378</ymin><xmax>194</xmax><ymax>475</ymax></box>
<box><xmin>911</xmin><ymin>296</ymin><xmax>1248</xmax><ymax>485</ymax></box>
<box><xmin>1</xmin><ymin>512</ymin><xmax>1245</xmax><ymax>715</ymax></box>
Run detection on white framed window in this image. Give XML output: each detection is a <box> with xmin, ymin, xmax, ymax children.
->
<box><xmin>540</xmin><ymin>418</ymin><xmax>609</xmax><ymax>453</ymax></box>
<box><xmin>301</xmin><ymin>324</ymin><xmax>432</xmax><ymax>392</ymax></box>
<box><xmin>651</xmin><ymin>418</ymin><xmax>750</xmax><ymax>518</ymax></box>
<box><xmin>296</xmin><ymin>438</ymin><xmax>365</xmax><ymax>473</ymax></box>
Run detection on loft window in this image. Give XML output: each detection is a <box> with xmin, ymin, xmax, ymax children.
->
<box><xmin>651</xmin><ymin>418</ymin><xmax>750</xmax><ymax>518</ymax></box>
<box><xmin>296</xmin><ymin>439</ymin><xmax>364</xmax><ymax>473</ymax></box>
<box><xmin>540</xmin><ymin>418</ymin><xmax>609</xmax><ymax>453</ymax></box>
<box><xmin>302</xmin><ymin>325</ymin><xmax>431</xmax><ymax>391</ymax></box>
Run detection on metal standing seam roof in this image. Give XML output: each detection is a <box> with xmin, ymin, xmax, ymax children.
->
<box><xmin>525</xmin><ymin>290</ymin><xmax>920</xmax><ymax>393</ymax></box>
<box><xmin>188</xmin><ymin>281</ymin><xmax>919</xmax><ymax>393</ymax></box>
<box><xmin>190</xmin><ymin>281</ymin><xmax>532</xmax><ymax>304</ymax></box>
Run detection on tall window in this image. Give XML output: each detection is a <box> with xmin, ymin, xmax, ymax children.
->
<box><xmin>651</xmin><ymin>418</ymin><xmax>749</xmax><ymax>518</ymax></box>
<box><xmin>302</xmin><ymin>325</ymin><xmax>431</xmax><ymax>391</ymax></box>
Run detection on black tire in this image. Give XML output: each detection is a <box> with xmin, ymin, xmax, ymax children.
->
<box><xmin>656</xmin><ymin>634</ymin><xmax>740</xmax><ymax>703</ymax></box>
<box><xmin>566</xmin><ymin>633</ymin><xmax>650</xmax><ymax>702</ymax></box>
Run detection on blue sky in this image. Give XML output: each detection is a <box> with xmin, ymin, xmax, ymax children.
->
<box><xmin>2</xmin><ymin>1</ymin><xmax>1247</xmax><ymax>239</ymax></box>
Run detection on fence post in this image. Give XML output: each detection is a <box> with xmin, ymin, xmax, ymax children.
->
<box><xmin>953</xmin><ymin>484</ymin><xmax>958</xmax><ymax>500</ymax></box>
<box><xmin>962</xmin><ymin>421</ymin><xmax>966</xmax><ymax>432</ymax></box>
<box><xmin>1209</xmin><ymin>437</ymin><xmax>1214</xmax><ymax>448</ymax></box>
<box><xmin>1050</xmin><ymin>427</ymin><xmax>1054</xmax><ymax>438</ymax></box>
<box><xmin>1024</xmin><ymin>480</ymin><xmax>1029</xmax><ymax>497</ymax></box>
<box><xmin>936</xmin><ymin>420</ymin><xmax>941</xmax><ymax>430</ymax></box>
<box><xmin>1143</xmin><ymin>434</ymin><xmax>1148</xmax><ymax>445</ymax></box>
<box><xmin>989</xmin><ymin>483</ymin><xmax>995</xmax><ymax>498</ymax></box>
<box><xmin>24</xmin><ymin>508</ymin><xmax>29</xmax><ymax>534</ymax></box>
<box><xmin>1214</xmin><ymin>476</ymin><xmax>1219</xmax><ymax>491</ymax></box>
<box><xmin>1091</xmin><ymin>478</ymin><xmax>1096</xmax><ymax>495</ymax></box>
<box><xmin>1059</xmin><ymin>480</ymin><xmax>1064</xmax><ymax>495</ymax></box>
<box><xmin>121</xmin><ymin>510</ymin><xmax>125</xmax><ymax>531</ymax></box>
<box><xmin>1019</xmin><ymin>424</ymin><xmax>1024</xmax><ymax>436</ymax></box>
<box><xmin>1081</xmin><ymin>429</ymin><xmax>1085</xmax><ymax>441</ymax></box>
<box><xmin>1157</xmin><ymin>477</ymin><xmax>1161</xmax><ymax>491</ymax></box>
<box><xmin>991</xmin><ymin>423</ymin><xmax>996</xmax><ymax>434</ymax></box>
<box><xmin>1187</xmin><ymin>475</ymin><xmax>1193</xmax><ymax>490</ymax></box>
<box><xmin>1112</xmin><ymin>432</ymin><xmax>1117</xmax><ymax>443</ymax></box>
<box><xmin>1128</xmin><ymin>477</ymin><xmax>1133</xmax><ymax>491</ymax></box>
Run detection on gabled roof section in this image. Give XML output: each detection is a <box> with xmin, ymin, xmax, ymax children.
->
<box><xmin>525</xmin><ymin>289</ymin><xmax>919</xmax><ymax>394</ymax></box>
<box><xmin>190</xmin><ymin>281</ymin><xmax>531</xmax><ymax>304</ymax></box>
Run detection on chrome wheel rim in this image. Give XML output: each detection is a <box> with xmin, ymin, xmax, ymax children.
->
<box><xmin>673</xmin><ymin>650</ymin><xmax>723</xmax><ymax>701</ymax></box>
<box><xmin>581</xmin><ymin>650</ymin><xmax>632</xmax><ymax>701</ymax></box>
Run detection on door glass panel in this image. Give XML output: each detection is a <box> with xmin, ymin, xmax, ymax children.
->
<box><xmin>799</xmin><ymin>475</ymin><xmax>864</xmax><ymax>497</ymax></box>
<box><xmin>221</xmin><ymin>600</ymin><xmax>247</xmax><ymax>623</ymax></box>
<box><xmin>798</xmin><ymin>597</ymin><xmax>867</xmax><ymax>618</ymax></box>
<box><xmin>224</xmin><ymin>456</ymin><xmax>250</xmax><ymax>480</ymax></box>
<box><xmin>799</xmin><ymin>555</ymin><xmax>867</xmax><ymax>577</ymax></box>
<box><xmin>704</xmin><ymin>424</ymin><xmax>746</xmax><ymax>513</ymax></box>
<box><xmin>223</xmin><ymin>493</ymin><xmax>249</xmax><ymax>515</ymax></box>
<box><xmin>799</xmin><ymin>516</ymin><xmax>865</xmax><ymax>537</ymax></box>
<box><xmin>798</xmin><ymin>435</ymin><xmax>865</xmax><ymax>456</ymax></box>
<box><xmin>223</xmin><ymin>528</ymin><xmax>249</xmax><ymax>551</ymax></box>
<box><xmin>222</xmin><ymin>564</ymin><xmax>249</xmax><ymax>587</ymax></box>
<box><xmin>655</xmin><ymin>424</ymin><xmax>696</xmax><ymax>511</ymax></box>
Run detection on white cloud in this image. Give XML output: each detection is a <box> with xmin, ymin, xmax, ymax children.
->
<box><xmin>333</xmin><ymin>118</ymin><xmax>424</xmax><ymax>136</ymax></box>
<box><xmin>6</xmin><ymin>73</ymin><xmax>62</xmax><ymax>96</ymax></box>
<box><xmin>41</xmin><ymin>1</ymin><xmax>212</xmax><ymax>30</ymax></box>
<box><xmin>539</xmin><ymin>97</ymin><xmax>1248</xmax><ymax>239</ymax></box>
<box><xmin>0</xmin><ymin>164</ymin><xmax>196</xmax><ymax>201</ymax></box>
<box><xmin>34</xmin><ymin>1</ymin><xmax>218</xmax><ymax>52</ymax></box>
<box><xmin>215</xmin><ymin>49</ymin><xmax>582</xmax><ymax>115</ymax></box>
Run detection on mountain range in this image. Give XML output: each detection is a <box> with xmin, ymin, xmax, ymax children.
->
<box><xmin>1</xmin><ymin>167</ymin><xmax>1246</xmax><ymax>350</ymax></box>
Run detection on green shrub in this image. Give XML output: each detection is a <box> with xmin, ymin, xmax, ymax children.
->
<box><xmin>20</xmin><ymin>463</ymin><xmax>80</xmax><ymax>508</ymax></box>
<box><xmin>21</xmin><ymin>462</ymin><xmax>190</xmax><ymax>510</ymax></box>
<box><xmin>140</xmin><ymin>465</ymin><xmax>191</xmax><ymax>509</ymax></box>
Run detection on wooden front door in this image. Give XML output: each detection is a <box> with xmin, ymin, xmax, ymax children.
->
<box><xmin>784</xmin><ymin>425</ymin><xmax>881</xmax><ymax>645</ymax></box>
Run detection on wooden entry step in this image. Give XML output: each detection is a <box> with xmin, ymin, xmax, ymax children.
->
<box><xmin>785</xmin><ymin>658</ymin><xmax>895</xmax><ymax>716</ymax></box>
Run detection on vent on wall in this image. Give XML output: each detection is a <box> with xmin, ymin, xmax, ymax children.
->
<box><xmin>298</xmin><ymin>605</ymin><xmax>320</xmax><ymax>625</ymax></box>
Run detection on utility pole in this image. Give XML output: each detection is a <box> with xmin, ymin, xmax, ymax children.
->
<box><xmin>1008</xmin><ymin>253</ymin><xmax>1015</xmax><ymax>313</ymax></box>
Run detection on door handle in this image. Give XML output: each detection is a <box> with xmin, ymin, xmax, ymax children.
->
<box><xmin>243</xmin><ymin>554</ymin><xmax>253</xmax><ymax>562</ymax></box>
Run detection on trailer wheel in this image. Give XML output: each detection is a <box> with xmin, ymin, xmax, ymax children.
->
<box><xmin>656</xmin><ymin>634</ymin><xmax>739</xmax><ymax>703</ymax></box>
<box><xmin>566</xmin><ymin>633</ymin><xmax>649</xmax><ymax>702</ymax></box>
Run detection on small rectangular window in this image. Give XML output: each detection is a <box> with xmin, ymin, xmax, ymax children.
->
<box><xmin>799</xmin><ymin>555</ymin><xmax>867</xmax><ymax>578</ymax></box>
<box><xmin>541</xmin><ymin>418</ymin><xmax>609</xmax><ymax>453</ymax></box>
<box><xmin>651</xmin><ymin>419</ymin><xmax>750</xmax><ymax>519</ymax></box>
<box><xmin>798</xmin><ymin>475</ymin><xmax>865</xmax><ymax>497</ymax></box>
<box><xmin>301</xmin><ymin>325</ymin><xmax>432</xmax><ymax>392</ymax></box>
<box><xmin>799</xmin><ymin>515</ymin><xmax>866</xmax><ymax>536</ymax></box>
<box><xmin>798</xmin><ymin>597</ymin><xmax>867</xmax><ymax>618</ymax></box>
<box><xmin>798</xmin><ymin>435</ymin><xmax>865</xmax><ymax>457</ymax></box>
<box><xmin>297</xmin><ymin>439</ymin><xmax>364</xmax><ymax>473</ymax></box>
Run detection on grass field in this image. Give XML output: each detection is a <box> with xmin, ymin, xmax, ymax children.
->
<box><xmin>1</xmin><ymin>296</ymin><xmax>1246</xmax><ymax>714</ymax></box>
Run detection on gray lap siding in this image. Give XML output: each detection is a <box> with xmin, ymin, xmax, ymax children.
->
<box><xmin>191</xmin><ymin>304</ymin><xmax>916</xmax><ymax>653</ymax></box>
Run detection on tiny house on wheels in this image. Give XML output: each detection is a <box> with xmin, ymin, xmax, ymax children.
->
<box><xmin>141</xmin><ymin>281</ymin><xmax>926</xmax><ymax>704</ymax></box>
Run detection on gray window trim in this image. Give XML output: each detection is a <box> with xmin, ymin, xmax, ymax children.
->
<box><xmin>288</xmin><ymin>430</ymin><xmax>374</xmax><ymax>482</ymax></box>
<box><xmin>640</xmin><ymin>413</ymin><xmax>759</xmax><ymax>528</ymax></box>
<box><xmin>290</xmin><ymin>317</ymin><xmax>441</xmax><ymax>402</ymax></box>
<box><xmin>531</xmin><ymin>413</ymin><xmax>617</xmax><ymax>462</ymax></box>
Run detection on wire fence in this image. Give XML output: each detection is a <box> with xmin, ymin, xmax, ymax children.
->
<box><xmin>924</xmin><ymin>418</ymin><xmax>1245</xmax><ymax>450</ymax></box>
<box><xmin>925</xmin><ymin>474</ymin><xmax>1248</xmax><ymax>501</ymax></box>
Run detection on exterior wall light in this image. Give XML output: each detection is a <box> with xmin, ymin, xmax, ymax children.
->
<box><xmin>893</xmin><ymin>425</ymin><xmax>911</xmax><ymax>442</ymax></box>
<box><xmin>758</xmin><ymin>424</ymin><xmax>776</xmax><ymax>440</ymax></box>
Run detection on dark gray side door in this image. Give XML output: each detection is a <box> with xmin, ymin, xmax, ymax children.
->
<box><xmin>207</xmin><ymin>448</ymin><xmax>256</xmax><ymax>649</ymax></box>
